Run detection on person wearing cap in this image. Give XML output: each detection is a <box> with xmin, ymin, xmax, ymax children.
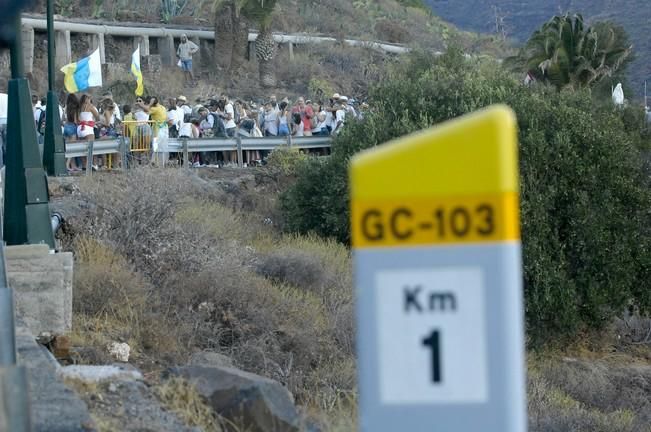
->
<box><xmin>340</xmin><ymin>96</ymin><xmax>357</xmax><ymax>119</ymax></box>
<box><xmin>177</xmin><ymin>34</ymin><xmax>199</xmax><ymax>85</ymax></box>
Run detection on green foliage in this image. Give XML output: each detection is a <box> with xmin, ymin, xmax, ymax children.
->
<box><xmin>507</xmin><ymin>14</ymin><xmax>633</xmax><ymax>90</ymax></box>
<box><xmin>281</xmin><ymin>51</ymin><xmax>651</xmax><ymax>343</ymax></box>
<box><xmin>265</xmin><ymin>146</ymin><xmax>308</xmax><ymax>176</ymax></box>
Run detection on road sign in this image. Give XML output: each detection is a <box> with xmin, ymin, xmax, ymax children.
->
<box><xmin>351</xmin><ymin>105</ymin><xmax>526</xmax><ymax>432</ymax></box>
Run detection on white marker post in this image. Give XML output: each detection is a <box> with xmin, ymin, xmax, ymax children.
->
<box><xmin>350</xmin><ymin>105</ymin><xmax>526</xmax><ymax>431</ymax></box>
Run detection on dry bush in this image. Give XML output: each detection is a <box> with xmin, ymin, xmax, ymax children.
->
<box><xmin>255</xmin><ymin>234</ymin><xmax>354</xmax><ymax>357</ymax></box>
<box><xmin>528</xmin><ymin>373</ymin><xmax>639</xmax><ymax>432</ymax></box>
<box><xmin>76</xmin><ymin>168</ymin><xmax>219</xmax><ymax>284</ymax></box>
<box><xmin>532</xmin><ymin>357</ymin><xmax>651</xmax><ymax>430</ymax></box>
<box><xmin>374</xmin><ymin>19</ymin><xmax>413</xmax><ymax>43</ymax></box>
<box><xmin>73</xmin><ymin>236</ymin><xmax>148</xmax><ymax>318</ymax></box>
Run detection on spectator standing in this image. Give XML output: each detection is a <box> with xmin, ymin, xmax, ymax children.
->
<box><xmin>291</xmin><ymin>97</ymin><xmax>314</xmax><ymax>136</ymax></box>
<box><xmin>102</xmin><ymin>91</ymin><xmax>121</xmax><ymax>123</ymax></box>
<box><xmin>177</xmin><ymin>95</ymin><xmax>192</xmax><ymax>118</ymax></box>
<box><xmin>222</xmin><ymin>96</ymin><xmax>237</xmax><ymax>137</ymax></box>
<box><xmin>177</xmin><ymin>34</ymin><xmax>199</xmax><ymax>85</ymax></box>
<box><xmin>278</xmin><ymin>101</ymin><xmax>291</xmax><ymax>136</ymax></box>
<box><xmin>263</xmin><ymin>101</ymin><xmax>279</xmax><ymax>137</ymax></box>
<box><xmin>137</xmin><ymin>96</ymin><xmax>168</xmax><ymax>166</ymax></box>
<box><xmin>78</xmin><ymin>94</ymin><xmax>99</xmax><ymax>169</ymax></box>
<box><xmin>64</xmin><ymin>93</ymin><xmax>80</xmax><ymax>172</ymax></box>
<box><xmin>292</xmin><ymin>112</ymin><xmax>304</xmax><ymax>137</ymax></box>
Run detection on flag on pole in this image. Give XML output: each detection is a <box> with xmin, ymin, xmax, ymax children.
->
<box><xmin>60</xmin><ymin>49</ymin><xmax>102</xmax><ymax>93</ymax></box>
<box><xmin>131</xmin><ymin>46</ymin><xmax>144</xmax><ymax>96</ymax></box>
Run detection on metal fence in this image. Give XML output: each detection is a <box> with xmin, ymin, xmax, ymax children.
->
<box><xmin>64</xmin><ymin>135</ymin><xmax>332</xmax><ymax>173</ymax></box>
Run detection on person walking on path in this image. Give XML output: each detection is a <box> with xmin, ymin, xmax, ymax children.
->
<box><xmin>177</xmin><ymin>34</ymin><xmax>199</xmax><ymax>86</ymax></box>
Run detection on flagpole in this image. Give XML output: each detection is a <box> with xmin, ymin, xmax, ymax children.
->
<box><xmin>43</xmin><ymin>0</ymin><xmax>66</xmax><ymax>176</ymax></box>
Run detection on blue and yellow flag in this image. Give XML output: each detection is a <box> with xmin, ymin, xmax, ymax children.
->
<box><xmin>60</xmin><ymin>49</ymin><xmax>102</xmax><ymax>93</ymax></box>
<box><xmin>131</xmin><ymin>46</ymin><xmax>144</xmax><ymax>96</ymax></box>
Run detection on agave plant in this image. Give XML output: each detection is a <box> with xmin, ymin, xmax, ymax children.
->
<box><xmin>161</xmin><ymin>0</ymin><xmax>189</xmax><ymax>24</ymax></box>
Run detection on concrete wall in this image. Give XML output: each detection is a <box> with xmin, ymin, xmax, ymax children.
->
<box><xmin>5</xmin><ymin>244</ymin><xmax>73</xmax><ymax>335</ymax></box>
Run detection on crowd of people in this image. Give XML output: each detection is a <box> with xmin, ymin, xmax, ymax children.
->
<box><xmin>33</xmin><ymin>90</ymin><xmax>368</xmax><ymax>171</ymax></box>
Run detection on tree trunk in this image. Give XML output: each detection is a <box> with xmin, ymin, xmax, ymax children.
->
<box><xmin>230</xmin><ymin>14</ymin><xmax>250</xmax><ymax>73</ymax></box>
<box><xmin>214</xmin><ymin>1</ymin><xmax>236</xmax><ymax>72</ymax></box>
<box><xmin>256</xmin><ymin>26</ymin><xmax>276</xmax><ymax>88</ymax></box>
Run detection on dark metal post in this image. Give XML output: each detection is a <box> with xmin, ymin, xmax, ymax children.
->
<box><xmin>182</xmin><ymin>138</ymin><xmax>189</xmax><ymax>169</ymax></box>
<box><xmin>43</xmin><ymin>0</ymin><xmax>66</xmax><ymax>176</ymax></box>
<box><xmin>236</xmin><ymin>136</ymin><xmax>243</xmax><ymax>168</ymax></box>
<box><xmin>3</xmin><ymin>14</ymin><xmax>56</xmax><ymax>249</ymax></box>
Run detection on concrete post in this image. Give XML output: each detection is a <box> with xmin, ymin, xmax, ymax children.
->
<box><xmin>190</xmin><ymin>36</ymin><xmax>201</xmax><ymax>72</ymax></box>
<box><xmin>160</xmin><ymin>35</ymin><xmax>175</xmax><ymax>66</ymax></box>
<box><xmin>54</xmin><ymin>31</ymin><xmax>71</xmax><ymax>68</ymax></box>
<box><xmin>21</xmin><ymin>27</ymin><xmax>34</xmax><ymax>74</ymax></box>
<box><xmin>135</xmin><ymin>35</ymin><xmax>149</xmax><ymax>57</ymax></box>
<box><xmin>88</xmin><ymin>33</ymin><xmax>105</xmax><ymax>64</ymax></box>
<box><xmin>288</xmin><ymin>42</ymin><xmax>294</xmax><ymax>61</ymax></box>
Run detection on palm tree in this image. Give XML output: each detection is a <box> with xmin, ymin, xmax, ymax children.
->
<box><xmin>241</xmin><ymin>0</ymin><xmax>278</xmax><ymax>87</ymax></box>
<box><xmin>509</xmin><ymin>14</ymin><xmax>632</xmax><ymax>90</ymax></box>
<box><xmin>213</xmin><ymin>0</ymin><xmax>248</xmax><ymax>73</ymax></box>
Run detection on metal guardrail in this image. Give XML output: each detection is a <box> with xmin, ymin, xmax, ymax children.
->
<box><xmin>65</xmin><ymin>135</ymin><xmax>332</xmax><ymax>171</ymax></box>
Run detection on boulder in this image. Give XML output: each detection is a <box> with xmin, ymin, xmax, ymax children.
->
<box><xmin>188</xmin><ymin>351</ymin><xmax>234</xmax><ymax>369</ymax></box>
<box><xmin>167</xmin><ymin>365</ymin><xmax>300</xmax><ymax>432</ymax></box>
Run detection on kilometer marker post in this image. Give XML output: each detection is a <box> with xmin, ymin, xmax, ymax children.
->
<box><xmin>350</xmin><ymin>105</ymin><xmax>526</xmax><ymax>432</ymax></box>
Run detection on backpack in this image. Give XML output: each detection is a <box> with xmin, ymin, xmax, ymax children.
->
<box><xmin>210</xmin><ymin>113</ymin><xmax>227</xmax><ymax>137</ymax></box>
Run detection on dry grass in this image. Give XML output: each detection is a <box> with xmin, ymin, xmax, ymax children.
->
<box><xmin>155</xmin><ymin>378</ymin><xmax>224</xmax><ymax>432</ymax></box>
<box><xmin>67</xmin><ymin>167</ymin><xmax>357</xmax><ymax>429</ymax></box>
<box><xmin>64</xmin><ymin>167</ymin><xmax>651</xmax><ymax>431</ymax></box>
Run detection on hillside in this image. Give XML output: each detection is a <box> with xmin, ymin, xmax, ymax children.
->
<box><xmin>28</xmin><ymin>0</ymin><xmax>509</xmax><ymax>55</ymax></box>
<box><xmin>425</xmin><ymin>0</ymin><xmax>650</xmax><ymax>97</ymax></box>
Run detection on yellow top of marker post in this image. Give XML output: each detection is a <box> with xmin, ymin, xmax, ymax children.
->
<box><xmin>350</xmin><ymin>105</ymin><xmax>520</xmax><ymax>248</ymax></box>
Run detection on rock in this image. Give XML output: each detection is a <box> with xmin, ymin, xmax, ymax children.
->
<box><xmin>167</xmin><ymin>366</ymin><xmax>300</xmax><ymax>432</ymax></box>
<box><xmin>58</xmin><ymin>365</ymin><xmax>143</xmax><ymax>384</ymax></box>
<box><xmin>107</xmin><ymin>383</ymin><xmax>118</xmax><ymax>393</ymax></box>
<box><xmin>188</xmin><ymin>351</ymin><xmax>234</xmax><ymax>369</ymax></box>
<box><xmin>108</xmin><ymin>342</ymin><xmax>131</xmax><ymax>362</ymax></box>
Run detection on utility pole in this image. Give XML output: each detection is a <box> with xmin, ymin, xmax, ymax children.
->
<box><xmin>3</xmin><ymin>13</ymin><xmax>56</xmax><ymax>248</ymax></box>
<box><xmin>42</xmin><ymin>0</ymin><xmax>66</xmax><ymax>176</ymax></box>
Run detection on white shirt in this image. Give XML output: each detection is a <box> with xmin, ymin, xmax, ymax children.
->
<box><xmin>166</xmin><ymin>109</ymin><xmax>178</xmax><ymax>127</ymax></box>
<box><xmin>33</xmin><ymin>104</ymin><xmax>44</xmax><ymax>123</ymax></box>
<box><xmin>200</xmin><ymin>115</ymin><xmax>214</xmax><ymax>132</ymax></box>
<box><xmin>263</xmin><ymin>110</ymin><xmax>278</xmax><ymax>136</ymax></box>
<box><xmin>294</xmin><ymin>121</ymin><xmax>304</xmax><ymax>137</ymax></box>
<box><xmin>178</xmin><ymin>123</ymin><xmax>197</xmax><ymax>138</ymax></box>
<box><xmin>111</xmin><ymin>102</ymin><xmax>121</xmax><ymax>122</ymax></box>
<box><xmin>134</xmin><ymin>110</ymin><xmax>149</xmax><ymax>122</ymax></box>
<box><xmin>181</xmin><ymin>104</ymin><xmax>192</xmax><ymax>116</ymax></box>
<box><xmin>224</xmin><ymin>103</ymin><xmax>236</xmax><ymax>129</ymax></box>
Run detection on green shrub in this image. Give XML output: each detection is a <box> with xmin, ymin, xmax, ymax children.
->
<box><xmin>281</xmin><ymin>51</ymin><xmax>651</xmax><ymax>343</ymax></box>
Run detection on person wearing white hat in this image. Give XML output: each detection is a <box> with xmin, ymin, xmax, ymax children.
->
<box><xmin>176</xmin><ymin>95</ymin><xmax>192</xmax><ymax>117</ymax></box>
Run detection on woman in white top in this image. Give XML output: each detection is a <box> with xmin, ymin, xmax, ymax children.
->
<box><xmin>77</xmin><ymin>94</ymin><xmax>100</xmax><ymax>169</ymax></box>
<box><xmin>77</xmin><ymin>94</ymin><xmax>98</xmax><ymax>140</ymax></box>
<box><xmin>292</xmin><ymin>112</ymin><xmax>304</xmax><ymax>137</ymax></box>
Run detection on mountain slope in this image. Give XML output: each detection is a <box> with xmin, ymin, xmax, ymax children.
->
<box><xmin>425</xmin><ymin>0</ymin><xmax>650</xmax><ymax>97</ymax></box>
